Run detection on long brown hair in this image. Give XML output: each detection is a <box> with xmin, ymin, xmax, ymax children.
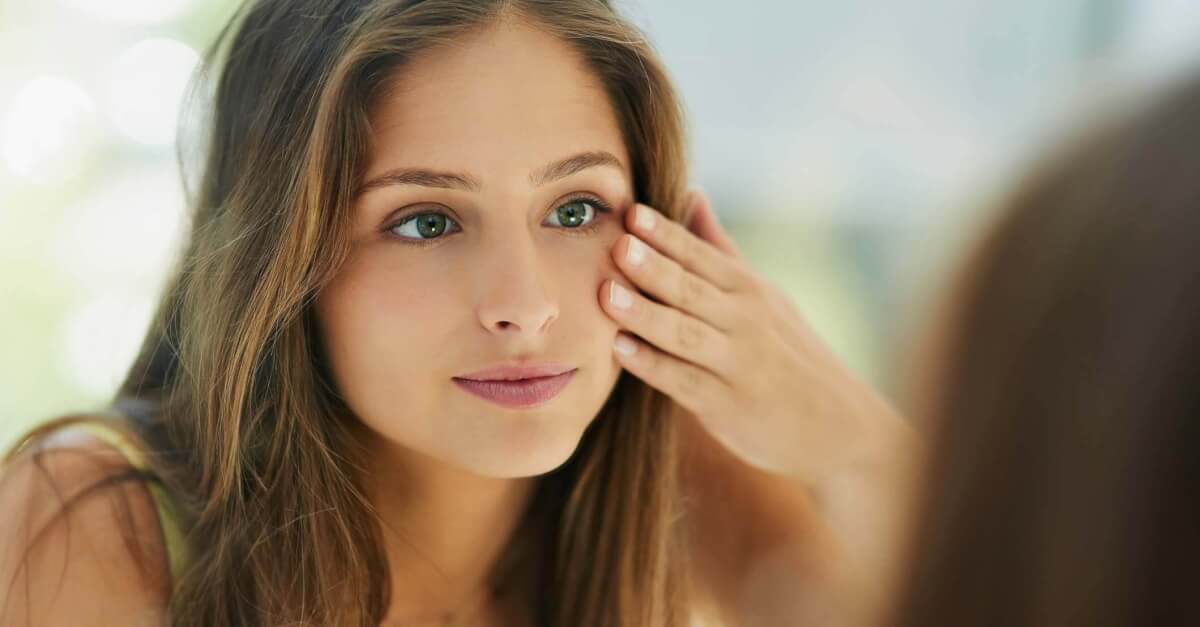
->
<box><xmin>5</xmin><ymin>1</ymin><xmax>695</xmax><ymax>625</ymax></box>
<box><xmin>891</xmin><ymin>73</ymin><xmax>1200</xmax><ymax>627</ymax></box>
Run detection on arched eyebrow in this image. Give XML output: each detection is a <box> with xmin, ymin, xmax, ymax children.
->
<box><xmin>355</xmin><ymin>150</ymin><xmax>626</xmax><ymax>197</ymax></box>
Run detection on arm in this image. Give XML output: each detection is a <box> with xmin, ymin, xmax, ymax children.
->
<box><xmin>679</xmin><ymin>354</ymin><xmax>922</xmax><ymax>627</ymax></box>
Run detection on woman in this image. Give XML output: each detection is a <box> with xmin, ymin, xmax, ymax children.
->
<box><xmin>0</xmin><ymin>1</ymin><xmax>913</xmax><ymax>625</ymax></box>
<box><xmin>887</xmin><ymin>72</ymin><xmax>1200</xmax><ymax>627</ymax></box>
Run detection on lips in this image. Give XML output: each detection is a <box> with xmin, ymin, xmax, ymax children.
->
<box><xmin>452</xmin><ymin>369</ymin><xmax>577</xmax><ymax>409</ymax></box>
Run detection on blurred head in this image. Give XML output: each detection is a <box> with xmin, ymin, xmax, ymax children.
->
<box><xmin>893</xmin><ymin>74</ymin><xmax>1200</xmax><ymax>627</ymax></box>
<box><xmin>99</xmin><ymin>0</ymin><xmax>693</xmax><ymax>625</ymax></box>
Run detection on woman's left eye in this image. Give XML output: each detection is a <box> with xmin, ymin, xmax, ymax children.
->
<box><xmin>546</xmin><ymin>197</ymin><xmax>609</xmax><ymax>230</ymax></box>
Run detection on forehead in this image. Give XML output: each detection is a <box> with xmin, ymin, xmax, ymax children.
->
<box><xmin>364</xmin><ymin>20</ymin><xmax>631</xmax><ymax>181</ymax></box>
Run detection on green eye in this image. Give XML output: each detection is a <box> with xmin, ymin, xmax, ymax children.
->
<box><xmin>392</xmin><ymin>213</ymin><xmax>456</xmax><ymax>240</ymax></box>
<box><xmin>549</xmin><ymin>200</ymin><xmax>596</xmax><ymax>228</ymax></box>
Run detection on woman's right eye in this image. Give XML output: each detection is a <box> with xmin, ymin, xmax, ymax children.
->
<box><xmin>389</xmin><ymin>212</ymin><xmax>460</xmax><ymax>243</ymax></box>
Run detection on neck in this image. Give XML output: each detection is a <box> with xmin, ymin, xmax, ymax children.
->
<box><xmin>361</xmin><ymin>436</ymin><xmax>538</xmax><ymax>625</ymax></box>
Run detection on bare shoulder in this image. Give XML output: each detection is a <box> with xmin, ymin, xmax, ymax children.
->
<box><xmin>0</xmin><ymin>425</ymin><xmax>170</xmax><ymax>625</ymax></box>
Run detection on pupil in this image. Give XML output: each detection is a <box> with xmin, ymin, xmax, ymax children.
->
<box><xmin>559</xmin><ymin>203</ymin><xmax>585</xmax><ymax>227</ymax></box>
<box><xmin>417</xmin><ymin>215</ymin><xmax>446</xmax><ymax>238</ymax></box>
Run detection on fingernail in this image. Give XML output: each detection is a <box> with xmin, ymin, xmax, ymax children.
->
<box><xmin>609</xmin><ymin>282</ymin><xmax>633</xmax><ymax>309</ymax></box>
<box><xmin>626</xmin><ymin>237</ymin><xmax>646</xmax><ymax>266</ymax></box>
<box><xmin>614</xmin><ymin>333</ymin><xmax>637</xmax><ymax>356</ymax></box>
<box><xmin>635</xmin><ymin>204</ymin><xmax>656</xmax><ymax>232</ymax></box>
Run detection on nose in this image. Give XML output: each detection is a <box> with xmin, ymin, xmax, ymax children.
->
<box><xmin>476</xmin><ymin>238</ymin><xmax>560</xmax><ymax>337</ymax></box>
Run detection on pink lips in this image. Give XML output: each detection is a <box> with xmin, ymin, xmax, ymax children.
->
<box><xmin>452</xmin><ymin>363</ymin><xmax>577</xmax><ymax>409</ymax></box>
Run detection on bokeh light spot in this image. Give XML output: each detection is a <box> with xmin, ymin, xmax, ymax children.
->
<box><xmin>106</xmin><ymin>38</ymin><xmax>201</xmax><ymax>146</ymax></box>
<box><xmin>2</xmin><ymin>77</ymin><xmax>99</xmax><ymax>184</ymax></box>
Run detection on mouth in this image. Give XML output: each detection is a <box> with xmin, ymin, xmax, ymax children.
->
<box><xmin>451</xmin><ymin>369</ymin><xmax>578</xmax><ymax>409</ymax></box>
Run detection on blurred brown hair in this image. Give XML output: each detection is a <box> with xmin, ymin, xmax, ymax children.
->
<box><xmin>892</xmin><ymin>73</ymin><xmax>1200</xmax><ymax>627</ymax></box>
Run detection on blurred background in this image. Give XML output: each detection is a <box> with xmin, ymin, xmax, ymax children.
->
<box><xmin>2</xmin><ymin>0</ymin><xmax>1199</xmax><ymax>450</ymax></box>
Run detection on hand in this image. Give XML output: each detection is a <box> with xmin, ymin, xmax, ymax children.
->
<box><xmin>601</xmin><ymin>189</ymin><xmax>879</xmax><ymax>480</ymax></box>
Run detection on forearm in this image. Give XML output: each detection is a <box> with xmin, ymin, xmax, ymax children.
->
<box><xmin>809</xmin><ymin>382</ymin><xmax>922</xmax><ymax>606</ymax></box>
<box><xmin>681</xmin><ymin>367</ymin><xmax>923</xmax><ymax>624</ymax></box>
<box><xmin>776</xmin><ymin>368</ymin><xmax>924</xmax><ymax>625</ymax></box>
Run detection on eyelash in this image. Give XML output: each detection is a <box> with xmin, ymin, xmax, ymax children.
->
<box><xmin>382</xmin><ymin>193</ymin><xmax>616</xmax><ymax>247</ymax></box>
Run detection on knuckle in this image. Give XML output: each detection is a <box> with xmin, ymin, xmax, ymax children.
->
<box><xmin>637</xmin><ymin>298</ymin><xmax>656</xmax><ymax>327</ymax></box>
<box><xmin>677</xmin><ymin>314</ymin><xmax>707</xmax><ymax>351</ymax></box>
<box><xmin>678</xmin><ymin>230</ymin><xmax>699</xmax><ymax>268</ymax></box>
<box><xmin>678</xmin><ymin>364</ymin><xmax>704</xmax><ymax>397</ymax></box>
<box><xmin>677</xmin><ymin>270</ymin><xmax>704</xmax><ymax>310</ymax></box>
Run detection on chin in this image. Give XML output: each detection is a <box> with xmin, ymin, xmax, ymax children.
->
<box><xmin>454</xmin><ymin>412</ymin><xmax>596</xmax><ymax>479</ymax></box>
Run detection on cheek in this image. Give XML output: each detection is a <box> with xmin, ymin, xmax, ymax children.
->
<box><xmin>314</xmin><ymin>255</ymin><xmax>457</xmax><ymax>400</ymax></box>
<box><xmin>551</xmin><ymin>231</ymin><xmax>624</xmax><ymax>328</ymax></box>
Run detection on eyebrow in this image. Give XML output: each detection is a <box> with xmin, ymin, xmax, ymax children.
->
<box><xmin>355</xmin><ymin>150</ymin><xmax>626</xmax><ymax>197</ymax></box>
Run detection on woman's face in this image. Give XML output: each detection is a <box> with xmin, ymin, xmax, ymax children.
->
<box><xmin>315</xmin><ymin>19</ymin><xmax>633</xmax><ymax>478</ymax></box>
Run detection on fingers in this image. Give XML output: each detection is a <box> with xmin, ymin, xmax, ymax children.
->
<box><xmin>624</xmin><ymin>201</ymin><xmax>753</xmax><ymax>294</ymax></box>
<box><xmin>612</xmin><ymin>233</ymin><xmax>739</xmax><ymax>332</ymax></box>
<box><xmin>611</xmin><ymin>330</ymin><xmax>731</xmax><ymax>418</ymax></box>
<box><xmin>603</xmin><ymin>279</ymin><xmax>736</xmax><ymax>380</ymax></box>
